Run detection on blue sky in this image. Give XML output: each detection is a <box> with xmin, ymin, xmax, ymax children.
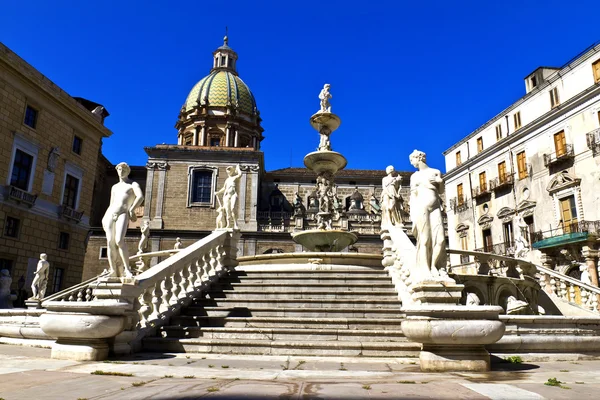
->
<box><xmin>1</xmin><ymin>1</ymin><xmax>598</xmax><ymax>173</ymax></box>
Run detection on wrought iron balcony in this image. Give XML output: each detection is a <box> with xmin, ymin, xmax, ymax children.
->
<box><xmin>449</xmin><ymin>197</ymin><xmax>470</xmax><ymax>213</ymax></box>
<box><xmin>488</xmin><ymin>174</ymin><xmax>514</xmax><ymax>192</ymax></box>
<box><xmin>8</xmin><ymin>185</ymin><xmax>37</xmax><ymax>207</ymax></box>
<box><xmin>532</xmin><ymin>220</ymin><xmax>600</xmax><ymax>249</ymax></box>
<box><xmin>59</xmin><ymin>205</ymin><xmax>84</xmax><ymax>223</ymax></box>
<box><xmin>586</xmin><ymin>128</ymin><xmax>600</xmax><ymax>156</ymax></box>
<box><xmin>474</xmin><ymin>241</ymin><xmax>515</xmax><ymax>257</ymax></box>
<box><xmin>471</xmin><ymin>184</ymin><xmax>490</xmax><ymax>199</ymax></box>
<box><xmin>543</xmin><ymin>144</ymin><xmax>574</xmax><ymax>167</ymax></box>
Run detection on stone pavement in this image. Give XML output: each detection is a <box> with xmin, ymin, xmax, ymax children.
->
<box><xmin>0</xmin><ymin>344</ymin><xmax>599</xmax><ymax>399</ymax></box>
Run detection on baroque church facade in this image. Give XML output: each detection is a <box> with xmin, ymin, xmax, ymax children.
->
<box><xmin>82</xmin><ymin>37</ymin><xmax>416</xmax><ymax>278</ymax></box>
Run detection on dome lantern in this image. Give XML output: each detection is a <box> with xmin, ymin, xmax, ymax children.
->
<box><xmin>211</xmin><ymin>35</ymin><xmax>238</xmax><ymax>75</ymax></box>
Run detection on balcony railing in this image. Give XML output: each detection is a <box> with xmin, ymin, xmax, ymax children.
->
<box><xmin>489</xmin><ymin>174</ymin><xmax>514</xmax><ymax>192</ymax></box>
<box><xmin>543</xmin><ymin>144</ymin><xmax>574</xmax><ymax>167</ymax></box>
<box><xmin>449</xmin><ymin>197</ymin><xmax>470</xmax><ymax>213</ymax></box>
<box><xmin>586</xmin><ymin>128</ymin><xmax>600</xmax><ymax>156</ymax></box>
<box><xmin>474</xmin><ymin>241</ymin><xmax>515</xmax><ymax>257</ymax></box>
<box><xmin>471</xmin><ymin>184</ymin><xmax>490</xmax><ymax>199</ymax></box>
<box><xmin>59</xmin><ymin>205</ymin><xmax>84</xmax><ymax>223</ymax></box>
<box><xmin>257</xmin><ymin>211</ymin><xmax>293</xmax><ymax>221</ymax></box>
<box><xmin>8</xmin><ymin>185</ymin><xmax>37</xmax><ymax>207</ymax></box>
<box><xmin>531</xmin><ymin>220</ymin><xmax>600</xmax><ymax>245</ymax></box>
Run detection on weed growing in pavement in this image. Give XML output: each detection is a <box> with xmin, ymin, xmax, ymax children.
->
<box><xmin>207</xmin><ymin>387</ymin><xmax>219</xmax><ymax>392</ymax></box>
<box><xmin>575</xmin><ymin>381</ymin><xmax>585</xmax><ymax>384</ymax></box>
<box><xmin>221</xmin><ymin>365</ymin><xmax>229</xmax><ymax>368</ymax></box>
<box><xmin>184</xmin><ymin>375</ymin><xmax>195</xmax><ymax>379</ymax></box>
<box><xmin>131</xmin><ymin>381</ymin><xmax>147</xmax><ymax>387</ymax></box>
<box><xmin>397</xmin><ymin>381</ymin><xmax>416</xmax><ymax>384</ymax></box>
<box><xmin>90</xmin><ymin>370</ymin><xmax>133</xmax><ymax>377</ymax></box>
<box><xmin>163</xmin><ymin>375</ymin><xmax>173</xmax><ymax>378</ymax></box>
<box><xmin>505</xmin><ymin>356</ymin><xmax>523</xmax><ymax>364</ymax></box>
<box><xmin>544</xmin><ymin>378</ymin><xmax>570</xmax><ymax>389</ymax></box>
<box><xmin>560</xmin><ymin>369</ymin><xmax>569</xmax><ymax>372</ymax></box>
<box><xmin>339</xmin><ymin>362</ymin><xmax>347</xmax><ymax>371</ymax></box>
<box><xmin>103</xmin><ymin>360</ymin><xmax>124</xmax><ymax>364</ymax></box>
<box><xmin>362</xmin><ymin>385</ymin><xmax>371</xmax><ymax>390</ymax></box>
<box><xmin>208</xmin><ymin>364</ymin><xmax>214</xmax><ymax>368</ymax></box>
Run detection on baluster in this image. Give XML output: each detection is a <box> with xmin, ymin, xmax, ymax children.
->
<box><xmin>170</xmin><ymin>272</ymin><xmax>182</xmax><ymax>306</ymax></box>
<box><xmin>581</xmin><ymin>288</ymin><xmax>590</xmax><ymax>310</ymax></box>
<box><xmin>137</xmin><ymin>289</ymin><xmax>153</xmax><ymax>328</ymax></box>
<box><xmin>539</xmin><ymin>273</ymin><xmax>547</xmax><ymax>292</ymax></box>
<box><xmin>159</xmin><ymin>279</ymin><xmax>171</xmax><ymax>315</ymax></box>
<box><xmin>149</xmin><ymin>281</ymin><xmax>162</xmax><ymax>323</ymax></box>
<box><xmin>207</xmin><ymin>248</ymin><xmax>217</xmax><ymax>278</ymax></box>
<box><xmin>179</xmin><ymin>266</ymin><xmax>189</xmax><ymax>299</ymax></box>
<box><xmin>549</xmin><ymin>277</ymin><xmax>556</xmax><ymax>295</ymax></box>
<box><xmin>187</xmin><ymin>262</ymin><xmax>197</xmax><ymax>292</ymax></box>
<box><xmin>202</xmin><ymin>253</ymin><xmax>212</xmax><ymax>283</ymax></box>
<box><xmin>85</xmin><ymin>287</ymin><xmax>93</xmax><ymax>301</ymax></box>
<box><xmin>559</xmin><ymin>281</ymin><xmax>568</xmax><ymax>300</ymax></box>
<box><xmin>76</xmin><ymin>289</ymin><xmax>84</xmax><ymax>302</ymax></box>
<box><xmin>569</xmin><ymin>284</ymin><xmax>576</xmax><ymax>303</ymax></box>
<box><xmin>194</xmin><ymin>259</ymin><xmax>204</xmax><ymax>288</ymax></box>
<box><xmin>592</xmin><ymin>294</ymin><xmax>599</xmax><ymax>312</ymax></box>
<box><xmin>68</xmin><ymin>293</ymin><xmax>76</xmax><ymax>301</ymax></box>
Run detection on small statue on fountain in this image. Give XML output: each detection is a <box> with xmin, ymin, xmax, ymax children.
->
<box><xmin>215</xmin><ymin>164</ymin><xmax>242</xmax><ymax>229</ymax></box>
<box><xmin>137</xmin><ymin>220</ymin><xmax>150</xmax><ymax>255</ymax></box>
<box><xmin>380</xmin><ymin>165</ymin><xmax>403</xmax><ymax>228</ymax></box>
<box><xmin>31</xmin><ymin>253</ymin><xmax>50</xmax><ymax>300</ymax></box>
<box><xmin>318</xmin><ymin>83</ymin><xmax>332</xmax><ymax>113</ymax></box>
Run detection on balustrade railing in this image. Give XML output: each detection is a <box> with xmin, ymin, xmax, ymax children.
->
<box><xmin>471</xmin><ymin>184</ymin><xmax>490</xmax><ymax>199</ymax></box>
<box><xmin>42</xmin><ymin>271</ymin><xmax>111</xmax><ymax>303</ymax></box>
<box><xmin>449</xmin><ymin>197</ymin><xmax>470</xmax><ymax>213</ymax></box>
<box><xmin>489</xmin><ymin>174</ymin><xmax>514</xmax><ymax>191</ymax></box>
<box><xmin>59</xmin><ymin>205</ymin><xmax>84</xmax><ymax>222</ymax></box>
<box><xmin>531</xmin><ymin>220</ymin><xmax>600</xmax><ymax>243</ymax></box>
<box><xmin>474</xmin><ymin>241</ymin><xmax>515</xmax><ymax>257</ymax></box>
<box><xmin>586</xmin><ymin>128</ymin><xmax>600</xmax><ymax>156</ymax></box>
<box><xmin>8</xmin><ymin>185</ymin><xmax>37</xmax><ymax>207</ymax></box>
<box><xmin>537</xmin><ymin>264</ymin><xmax>600</xmax><ymax>312</ymax></box>
<box><xmin>543</xmin><ymin>144</ymin><xmax>574</xmax><ymax>167</ymax></box>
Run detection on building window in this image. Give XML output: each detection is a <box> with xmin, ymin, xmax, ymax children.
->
<box><xmin>554</xmin><ymin>130</ymin><xmax>567</xmax><ymax>157</ymax></box>
<box><xmin>191</xmin><ymin>170</ymin><xmax>213</xmax><ymax>204</ymax></box>
<box><xmin>503</xmin><ymin>222</ymin><xmax>513</xmax><ymax>245</ymax></box>
<box><xmin>550</xmin><ymin>87</ymin><xmax>560</xmax><ymax>108</ymax></box>
<box><xmin>10</xmin><ymin>149</ymin><xmax>34</xmax><ymax>191</ymax></box>
<box><xmin>72</xmin><ymin>135</ymin><xmax>83</xmax><ymax>155</ymax></box>
<box><xmin>479</xmin><ymin>171</ymin><xmax>487</xmax><ymax>191</ymax></box>
<box><xmin>4</xmin><ymin>216</ymin><xmax>20</xmax><ymax>238</ymax></box>
<box><xmin>210</xmin><ymin>137</ymin><xmax>220</xmax><ymax>147</ymax></box>
<box><xmin>513</xmin><ymin>112</ymin><xmax>522</xmax><ymax>130</ymax></box>
<box><xmin>524</xmin><ymin>216</ymin><xmax>535</xmax><ymax>243</ymax></box>
<box><xmin>24</xmin><ymin>105</ymin><xmax>38</xmax><ymax>129</ymax></box>
<box><xmin>99</xmin><ymin>247</ymin><xmax>108</xmax><ymax>259</ymax></box>
<box><xmin>0</xmin><ymin>258</ymin><xmax>13</xmax><ymax>273</ymax></box>
<box><xmin>517</xmin><ymin>151</ymin><xmax>528</xmax><ymax>179</ymax></box>
<box><xmin>456</xmin><ymin>151</ymin><xmax>462</xmax><ymax>166</ymax></box>
<box><xmin>62</xmin><ymin>174</ymin><xmax>80</xmax><ymax>208</ymax></box>
<box><xmin>58</xmin><ymin>232</ymin><xmax>70</xmax><ymax>250</ymax></box>
<box><xmin>482</xmin><ymin>228</ymin><xmax>493</xmax><ymax>252</ymax></box>
<box><xmin>530</xmin><ymin>76</ymin><xmax>537</xmax><ymax>88</ymax></box>
<box><xmin>497</xmin><ymin>161</ymin><xmax>507</xmax><ymax>183</ymax></box>
<box><xmin>495</xmin><ymin>124</ymin><xmax>502</xmax><ymax>141</ymax></box>
<box><xmin>476</xmin><ymin>137</ymin><xmax>483</xmax><ymax>153</ymax></box>
<box><xmin>559</xmin><ymin>195</ymin><xmax>578</xmax><ymax>233</ymax></box>
<box><xmin>51</xmin><ymin>267</ymin><xmax>64</xmax><ymax>294</ymax></box>
<box><xmin>593</xmin><ymin>58</ymin><xmax>600</xmax><ymax>83</ymax></box>
<box><xmin>457</xmin><ymin>183</ymin><xmax>464</xmax><ymax>205</ymax></box>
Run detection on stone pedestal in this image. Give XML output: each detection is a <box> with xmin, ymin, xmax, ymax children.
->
<box><xmin>401</xmin><ymin>281</ymin><xmax>505</xmax><ymax>372</ymax></box>
<box><xmin>25</xmin><ymin>299</ymin><xmax>42</xmax><ymax>309</ymax></box>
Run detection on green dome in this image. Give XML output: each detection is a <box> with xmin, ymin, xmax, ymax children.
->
<box><xmin>184</xmin><ymin>70</ymin><xmax>257</xmax><ymax>115</ymax></box>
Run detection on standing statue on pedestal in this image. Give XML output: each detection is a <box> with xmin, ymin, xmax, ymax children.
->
<box><xmin>215</xmin><ymin>165</ymin><xmax>242</xmax><ymax>230</ymax></box>
<box><xmin>318</xmin><ymin>83</ymin><xmax>332</xmax><ymax>113</ymax></box>
<box><xmin>102</xmin><ymin>162</ymin><xmax>144</xmax><ymax>278</ymax></box>
<box><xmin>409</xmin><ymin>150</ymin><xmax>446</xmax><ymax>282</ymax></box>
<box><xmin>31</xmin><ymin>253</ymin><xmax>50</xmax><ymax>299</ymax></box>
<box><xmin>137</xmin><ymin>221</ymin><xmax>150</xmax><ymax>255</ymax></box>
<box><xmin>513</xmin><ymin>215</ymin><xmax>531</xmax><ymax>259</ymax></box>
<box><xmin>380</xmin><ymin>165</ymin><xmax>403</xmax><ymax>228</ymax></box>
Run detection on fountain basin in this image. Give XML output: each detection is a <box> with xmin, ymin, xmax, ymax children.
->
<box><xmin>291</xmin><ymin>230</ymin><xmax>357</xmax><ymax>252</ymax></box>
<box><xmin>310</xmin><ymin>112</ymin><xmax>341</xmax><ymax>132</ymax></box>
<box><xmin>304</xmin><ymin>151</ymin><xmax>347</xmax><ymax>175</ymax></box>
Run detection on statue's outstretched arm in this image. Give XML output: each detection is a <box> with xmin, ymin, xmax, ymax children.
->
<box><xmin>129</xmin><ymin>182</ymin><xmax>144</xmax><ymax>220</ymax></box>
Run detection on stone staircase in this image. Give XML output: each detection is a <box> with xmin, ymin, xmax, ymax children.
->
<box><xmin>143</xmin><ymin>265</ymin><xmax>419</xmax><ymax>357</ymax></box>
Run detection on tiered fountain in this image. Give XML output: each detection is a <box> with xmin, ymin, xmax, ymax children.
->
<box><xmin>291</xmin><ymin>84</ymin><xmax>358</xmax><ymax>252</ymax></box>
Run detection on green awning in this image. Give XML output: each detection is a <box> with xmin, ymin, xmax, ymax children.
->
<box><xmin>532</xmin><ymin>232</ymin><xmax>589</xmax><ymax>249</ymax></box>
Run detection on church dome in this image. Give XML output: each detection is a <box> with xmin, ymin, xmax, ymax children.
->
<box><xmin>183</xmin><ymin>70</ymin><xmax>257</xmax><ymax>115</ymax></box>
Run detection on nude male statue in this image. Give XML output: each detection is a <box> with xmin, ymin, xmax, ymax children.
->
<box><xmin>215</xmin><ymin>165</ymin><xmax>242</xmax><ymax>230</ymax></box>
<box><xmin>319</xmin><ymin>84</ymin><xmax>332</xmax><ymax>113</ymax></box>
<box><xmin>31</xmin><ymin>253</ymin><xmax>50</xmax><ymax>299</ymax></box>
<box><xmin>102</xmin><ymin>162</ymin><xmax>144</xmax><ymax>278</ymax></box>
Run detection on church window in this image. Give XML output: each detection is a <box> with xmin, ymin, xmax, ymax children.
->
<box><xmin>210</xmin><ymin>137</ymin><xmax>221</xmax><ymax>147</ymax></box>
<box><xmin>191</xmin><ymin>170</ymin><xmax>213</xmax><ymax>204</ymax></box>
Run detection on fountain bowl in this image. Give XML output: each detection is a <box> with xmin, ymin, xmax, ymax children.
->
<box><xmin>291</xmin><ymin>229</ymin><xmax>357</xmax><ymax>252</ymax></box>
<box><xmin>304</xmin><ymin>151</ymin><xmax>347</xmax><ymax>175</ymax></box>
<box><xmin>310</xmin><ymin>112</ymin><xmax>341</xmax><ymax>132</ymax></box>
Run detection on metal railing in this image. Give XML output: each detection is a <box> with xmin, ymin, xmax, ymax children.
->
<box><xmin>257</xmin><ymin>211</ymin><xmax>293</xmax><ymax>220</ymax></box>
<box><xmin>474</xmin><ymin>241</ymin><xmax>515</xmax><ymax>257</ymax></box>
<box><xmin>543</xmin><ymin>144</ymin><xmax>574</xmax><ymax>167</ymax></box>
<box><xmin>8</xmin><ymin>185</ymin><xmax>37</xmax><ymax>207</ymax></box>
<box><xmin>489</xmin><ymin>174</ymin><xmax>515</xmax><ymax>191</ymax></box>
<box><xmin>471</xmin><ymin>184</ymin><xmax>490</xmax><ymax>199</ymax></box>
<box><xmin>531</xmin><ymin>220</ymin><xmax>600</xmax><ymax>243</ymax></box>
<box><xmin>449</xmin><ymin>197</ymin><xmax>470</xmax><ymax>213</ymax></box>
<box><xmin>59</xmin><ymin>205</ymin><xmax>84</xmax><ymax>222</ymax></box>
<box><xmin>586</xmin><ymin>128</ymin><xmax>600</xmax><ymax>156</ymax></box>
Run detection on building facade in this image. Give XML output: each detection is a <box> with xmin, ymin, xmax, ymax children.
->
<box><xmin>82</xmin><ymin>37</ymin><xmax>418</xmax><ymax>279</ymax></box>
<box><xmin>443</xmin><ymin>43</ymin><xmax>600</xmax><ymax>286</ymax></box>
<box><xmin>0</xmin><ymin>42</ymin><xmax>112</xmax><ymax>300</ymax></box>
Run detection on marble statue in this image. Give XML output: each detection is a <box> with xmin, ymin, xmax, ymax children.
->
<box><xmin>0</xmin><ymin>269</ymin><xmax>13</xmax><ymax>308</ymax></box>
<box><xmin>506</xmin><ymin>296</ymin><xmax>529</xmax><ymax>314</ymax></box>
<box><xmin>293</xmin><ymin>192</ymin><xmax>304</xmax><ymax>217</ymax></box>
<box><xmin>47</xmin><ymin>147</ymin><xmax>60</xmax><ymax>173</ymax></box>
<box><xmin>31</xmin><ymin>253</ymin><xmax>50</xmax><ymax>300</ymax></box>
<box><xmin>174</xmin><ymin>238</ymin><xmax>182</xmax><ymax>249</ymax></box>
<box><xmin>466</xmin><ymin>292</ymin><xmax>481</xmax><ymax>306</ymax></box>
<box><xmin>513</xmin><ymin>215</ymin><xmax>530</xmax><ymax>259</ymax></box>
<box><xmin>318</xmin><ymin>125</ymin><xmax>332</xmax><ymax>151</ymax></box>
<box><xmin>579</xmin><ymin>264</ymin><xmax>591</xmax><ymax>285</ymax></box>
<box><xmin>102</xmin><ymin>162</ymin><xmax>144</xmax><ymax>278</ymax></box>
<box><xmin>318</xmin><ymin>83</ymin><xmax>332</xmax><ymax>113</ymax></box>
<box><xmin>215</xmin><ymin>164</ymin><xmax>241</xmax><ymax>229</ymax></box>
<box><xmin>409</xmin><ymin>150</ymin><xmax>447</xmax><ymax>281</ymax></box>
<box><xmin>380</xmin><ymin>165</ymin><xmax>402</xmax><ymax>228</ymax></box>
<box><xmin>137</xmin><ymin>221</ymin><xmax>150</xmax><ymax>255</ymax></box>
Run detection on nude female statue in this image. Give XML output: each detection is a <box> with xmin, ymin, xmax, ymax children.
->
<box><xmin>380</xmin><ymin>165</ymin><xmax>402</xmax><ymax>228</ymax></box>
<box><xmin>102</xmin><ymin>162</ymin><xmax>144</xmax><ymax>278</ymax></box>
<box><xmin>409</xmin><ymin>150</ymin><xmax>446</xmax><ymax>282</ymax></box>
<box><xmin>215</xmin><ymin>165</ymin><xmax>242</xmax><ymax>229</ymax></box>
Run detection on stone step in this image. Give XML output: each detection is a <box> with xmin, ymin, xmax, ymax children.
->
<box><xmin>159</xmin><ymin>326</ymin><xmax>408</xmax><ymax>342</ymax></box>
<box><xmin>169</xmin><ymin>316</ymin><xmax>405</xmax><ymax>330</ymax></box>
<box><xmin>142</xmin><ymin>337</ymin><xmax>420</xmax><ymax>357</ymax></box>
<box><xmin>234</xmin><ymin>269</ymin><xmax>387</xmax><ymax>278</ymax></box>
<box><xmin>186</xmin><ymin>307</ymin><xmax>402</xmax><ymax>319</ymax></box>
<box><xmin>211</xmin><ymin>283</ymin><xmax>396</xmax><ymax>291</ymax></box>
<box><xmin>230</xmin><ymin>275</ymin><xmax>392</xmax><ymax>284</ymax></box>
<box><xmin>192</xmin><ymin>298</ymin><xmax>402</xmax><ymax>309</ymax></box>
<box><xmin>206</xmin><ymin>290</ymin><xmax>398</xmax><ymax>300</ymax></box>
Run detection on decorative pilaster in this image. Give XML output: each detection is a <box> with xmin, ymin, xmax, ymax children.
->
<box><xmin>237</xmin><ymin>166</ymin><xmax>248</xmax><ymax>229</ymax></box>
<box><xmin>150</xmin><ymin>162</ymin><xmax>168</xmax><ymax>229</ymax></box>
<box><xmin>582</xmin><ymin>246</ymin><xmax>600</xmax><ymax>288</ymax></box>
<box><xmin>143</xmin><ymin>162</ymin><xmax>156</xmax><ymax>222</ymax></box>
<box><xmin>199</xmin><ymin>123</ymin><xmax>206</xmax><ymax>146</ymax></box>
